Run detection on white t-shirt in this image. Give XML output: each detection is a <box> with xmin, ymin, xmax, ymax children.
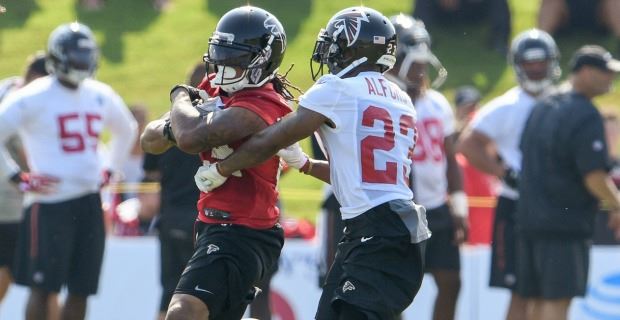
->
<box><xmin>411</xmin><ymin>89</ymin><xmax>456</xmax><ymax>209</ymax></box>
<box><xmin>0</xmin><ymin>76</ymin><xmax>137</xmax><ymax>205</ymax></box>
<box><xmin>470</xmin><ymin>86</ymin><xmax>537</xmax><ymax>199</ymax></box>
<box><xmin>300</xmin><ymin>72</ymin><xmax>418</xmax><ymax>217</ymax></box>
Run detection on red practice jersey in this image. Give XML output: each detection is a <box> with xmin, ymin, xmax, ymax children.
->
<box><xmin>196</xmin><ymin>79</ymin><xmax>292</xmax><ymax>229</ymax></box>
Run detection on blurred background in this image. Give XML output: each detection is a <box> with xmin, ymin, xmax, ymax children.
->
<box><xmin>2</xmin><ymin>0</ymin><xmax>619</xmax><ymax>221</ymax></box>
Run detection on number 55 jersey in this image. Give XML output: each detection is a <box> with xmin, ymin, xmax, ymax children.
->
<box><xmin>299</xmin><ymin>72</ymin><xmax>424</xmax><ymax>225</ymax></box>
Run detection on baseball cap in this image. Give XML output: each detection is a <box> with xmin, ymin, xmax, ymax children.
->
<box><xmin>454</xmin><ymin>85</ymin><xmax>481</xmax><ymax>108</ymax></box>
<box><xmin>569</xmin><ymin>45</ymin><xmax>620</xmax><ymax>73</ymax></box>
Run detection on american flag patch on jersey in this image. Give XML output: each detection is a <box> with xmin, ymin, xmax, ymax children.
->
<box><xmin>373</xmin><ymin>36</ymin><xmax>385</xmax><ymax>44</ymax></box>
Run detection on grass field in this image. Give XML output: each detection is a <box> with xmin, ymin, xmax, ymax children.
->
<box><xmin>1</xmin><ymin>0</ymin><xmax>618</xmax><ymax>221</ymax></box>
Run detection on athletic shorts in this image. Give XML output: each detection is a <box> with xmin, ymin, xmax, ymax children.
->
<box><xmin>565</xmin><ymin>0</ymin><xmax>604</xmax><ymax>32</ymax></box>
<box><xmin>13</xmin><ymin>193</ymin><xmax>105</xmax><ymax>295</ymax></box>
<box><xmin>424</xmin><ymin>204</ymin><xmax>460</xmax><ymax>271</ymax></box>
<box><xmin>158</xmin><ymin>209</ymin><xmax>195</xmax><ymax>312</ymax></box>
<box><xmin>315</xmin><ymin>200</ymin><xmax>427</xmax><ymax>320</ymax></box>
<box><xmin>516</xmin><ymin>236</ymin><xmax>590</xmax><ymax>299</ymax></box>
<box><xmin>0</xmin><ymin>222</ymin><xmax>19</xmax><ymax>268</ymax></box>
<box><xmin>489</xmin><ymin>196</ymin><xmax>518</xmax><ymax>289</ymax></box>
<box><xmin>174</xmin><ymin>222</ymin><xmax>283</xmax><ymax>320</ymax></box>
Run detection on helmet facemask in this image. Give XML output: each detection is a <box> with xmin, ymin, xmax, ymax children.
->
<box><xmin>205</xmin><ymin>30</ymin><xmax>279</xmax><ymax>93</ymax></box>
<box><xmin>46</xmin><ymin>23</ymin><xmax>98</xmax><ymax>87</ymax></box>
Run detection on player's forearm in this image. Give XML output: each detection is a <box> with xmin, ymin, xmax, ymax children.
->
<box><xmin>218</xmin><ymin>134</ymin><xmax>281</xmax><ymax>177</ymax></box>
<box><xmin>446</xmin><ymin>153</ymin><xmax>464</xmax><ymax>193</ymax></box>
<box><xmin>169</xmin><ymin>91</ymin><xmax>206</xmax><ymax>153</ymax></box>
<box><xmin>458</xmin><ymin>137</ymin><xmax>504</xmax><ymax>177</ymax></box>
<box><xmin>305</xmin><ymin>159</ymin><xmax>330</xmax><ymax>184</ymax></box>
<box><xmin>584</xmin><ymin>170</ymin><xmax>620</xmax><ymax>210</ymax></box>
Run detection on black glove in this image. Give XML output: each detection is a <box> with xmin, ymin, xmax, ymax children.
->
<box><xmin>169</xmin><ymin>84</ymin><xmax>201</xmax><ymax>102</ymax></box>
<box><xmin>502</xmin><ymin>167</ymin><xmax>519</xmax><ymax>189</ymax></box>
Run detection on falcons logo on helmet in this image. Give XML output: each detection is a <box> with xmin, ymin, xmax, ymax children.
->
<box><xmin>332</xmin><ymin>10</ymin><xmax>369</xmax><ymax>47</ymax></box>
<box><xmin>264</xmin><ymin>16</ymin><xmax>286</xmax><ymax>53</ymax></box>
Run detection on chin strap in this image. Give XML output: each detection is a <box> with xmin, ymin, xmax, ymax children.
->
<box><xmin>335</xmin><ymin>57</ymin><xmax>368</xmax><ymax>78</ymax></box>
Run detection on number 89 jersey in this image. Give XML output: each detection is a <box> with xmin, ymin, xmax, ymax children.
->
<box><xmin>299</xmin><ymin>72</ymin><xmax>416</xmax><ymax>220</ymax></box>
<box><xmin>411</xmin><ymin>90</ymin><xmax>455</xmax><ymax>209</ymax></box>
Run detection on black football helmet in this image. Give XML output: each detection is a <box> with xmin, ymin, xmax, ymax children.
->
<box><xmin>509</xmin><ymin>29</ymin><xmax>560</xmax><ymax>94</ymax></box>
<box><xmin>389</xmin><ymin>14</ymin><xmax>447</xmax><ymax>89</ymax></box>
<box><xmin>311</xmin><ymin>6</ymin><xmax>397</xmax><ymax>80</ymax></box>
<box><xmin>46</xmin><ymin>22</ymin><xmax>98</xmax><ymax>86</ymax></box>
<box><xmin>204</xmin><ymin>6</ymin><xmax>286</xmax><ymax>93</ymax></box>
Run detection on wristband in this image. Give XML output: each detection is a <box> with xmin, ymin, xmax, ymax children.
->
<box><xmin>450</xmin><ymin>191</ymin><xmax>469</xmax><ymax>218</ymax></box>
<box><xmin>299</xmin><ymin>159</ymin><xmax>313</xmax><ymax>175</ymax></box>
<box><xmin>162</xmin><ymin>119</ymin><xmax>176</xmax><ymax>143</ymax></box>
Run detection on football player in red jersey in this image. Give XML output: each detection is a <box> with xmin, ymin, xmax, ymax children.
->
<box><xmin>193</xmin><ymin>6</ymin><xmax>431</xmax><ymax>320</ymax></box>
<box><xmin>140</xmin><ymin>5</ymin><xmax>299</xmax><ymax>320</ymax></box>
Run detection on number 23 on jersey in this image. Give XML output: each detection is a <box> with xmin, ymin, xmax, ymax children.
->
<box><xmin>360</xmin><ymin>105</ymin><xmax>416</xmax><ymax>186</ymax></box>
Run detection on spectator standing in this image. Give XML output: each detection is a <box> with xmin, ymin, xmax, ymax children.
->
<box><xmin>195</xmin><ymin>6</ymin><xmax>431</xmax><ymax>319</ymax></box>
<box><xmin>413</xmin><ymin>0</ymin><xmax>512</xmax><ymax>54</ymax></box>
<box><xmin>386</xmin><ymin>14</ymin><xmax>467</xmax><ymax>320</ymax></box>
<box><xmin>517</xmin><ymin>45</ymin><xmax>620</xmax><ymax>320</ymax></box>
<box><xmin>458</xmin><ymin>29</ymin><xmax>561</xmax><ymax>320</ymax></box>
<box><xmin>538</xmin><ymin>0</ymin><xmax>620</xmax><ymax>40</ymax></box>
<box><xmin>141</xmin><ymin>6</ymin><xmax>296</xmax><ymax>319</ymax></box>
<box><xmin>0</xmin><ymin>22</ymin><xmax>137</xmax><ymax>320</ymax></box>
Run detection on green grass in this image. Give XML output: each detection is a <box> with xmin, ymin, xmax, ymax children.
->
<box><xmin>1</xmin><ymin>0</ymin><xmax>618</xmax><ymax>221</ymax></box>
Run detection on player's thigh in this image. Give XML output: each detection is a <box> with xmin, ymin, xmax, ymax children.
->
<box><xmin>317</xmin><ymin>236</ymin><xmax>425</xmax><ymax>320</ymax></box>
<box><xmin>489</xmin><ymin>196</ymin><xmax>518</xmax><ymax>289</ymax></box>
<box><xmin>14</xmin><ymin>202</ymin><xmax>77</xmax><ymax>292</ymax></box>
<box><xmin>0</xmin><ymin>222</ymin><xmax>19</xmax><ymax>269</ymax></box>
<box><xmin>67</xmin><ymin>194</ymin><xmax>105</xmax><ymax>296</ymax></box>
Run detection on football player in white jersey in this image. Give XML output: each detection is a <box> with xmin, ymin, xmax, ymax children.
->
<box><xmin>458</xmin><ymin>29</ymin><xmax>560</xmax><ymax>320</ymax></box>
<box><xmin>0</xmin><ymin>22</ymin><xmax>137</xmax><ymax>320</ymax></box>
<box><xmin>386</xmin><ymin>14</ymin><xmax>467</xmax><ymax>320</ymax></box>
<box><xmin>194</xmin><ymin>6</ymin><xmax>431</xmax><ymax>319</ymax></box>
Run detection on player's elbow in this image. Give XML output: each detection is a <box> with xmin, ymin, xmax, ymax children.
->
<box><xmin>174</xmin><ymin>132</ymin><xmax>203</xmax><ymax>154</ymax></box>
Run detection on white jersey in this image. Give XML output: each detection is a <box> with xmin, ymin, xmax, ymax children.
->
<box><xmin>0</xmin><ymin>76</ymin><xmax>25</xmax><ymax>222</ymax></box>
<box><xmin>300</xmin><ymin>72</ymin><xmax>417</xmax><ymax>218</ymax></box>
<box><xmin>411</xmin><ymin>89</ymin><xmax>455</xmax><ymax>209</ymax></box>
<box><xmin>470</xmin><ymin>86</ymin><xmax>537</xmax><ymax>199</ymax></box>
<box><xmin>0</xmin><ymin>76</ymin><xmax>137</xmax><ymax>205</ymax></box>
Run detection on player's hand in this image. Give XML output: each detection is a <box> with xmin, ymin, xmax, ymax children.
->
<box><xmin>10</xmin><ymin>172</ymin><xmax>60</xmax><ymax>194</ymax></box>
<box><xmin>170</xmin><ymin>84</ymin><xmax>201</xmax><ymax>102</ymax></box>
<box><xmin>277</xmin><ymin>142</ymin><xmax>309</xmax><ymax>170</ymax></box>
<box><xmin>451</xmin><ymin>215</ymin><xmax>469</xmax><ymax>245</ymax></box>
<box><xmin>608</xmin><ymin>209</ymin><xmax>620</xmax><ymax>240</ymax></box>
<box><xmin>502</xmin><ymin>167</ymin><xmax>519</xmax><ymax>189</ymax></box>
<box><xmin>194</xmin><ymin>163</ymin><xmax>228</xmax><ymax>192</ymax></box>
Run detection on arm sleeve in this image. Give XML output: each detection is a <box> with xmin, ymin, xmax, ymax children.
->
<box><xmin>103</xmin><ymin>90</ymin><xmax>138</xmax><ymax>174</ymax></box>
<box><xmin>573</xmin><ymin>115</ymin><xmax>610</xmax><ymax>175</ymax></box>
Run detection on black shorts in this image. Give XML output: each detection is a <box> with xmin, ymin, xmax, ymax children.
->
<box><xmin>424</xmin><ymin>204</ymin><xmax>460</xmax><ymax>271</ymax></box>
<box><xmin>174</xmin><ymin>222</ymin><xmax>284</xmax><ymax>320</ymax></box>
<box><xmin>316</xmin><ymin>201</ymin><xmax>427</xmax><ymax>320</ymax></box>
<box><xmin>489</xmin><ymin>196</ymin><xmax>517</xmax><ymax>289</ymax></box>
<box><xmin>564</xmin><ymin>0</ymin><xmax>605</xmax><ymax>32</ymax></box>
<box><xmin>0</xmin><ymin>222</ymin><xmax>19</xmax><ymax>268</ymax></box>
<box><xmin>516</xmin><ymin>236</ymin><xmax>590</xmax><ymax>299</ymax></box>
<box><xmin>13</xmin><ymin>193</ymin><xmax>105</xmax><ymax>295</ymax></box>
<box><xmin>158</xmin><ymin>206</ymin><xmax>196</xmax><ymax>311</ymax></box>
